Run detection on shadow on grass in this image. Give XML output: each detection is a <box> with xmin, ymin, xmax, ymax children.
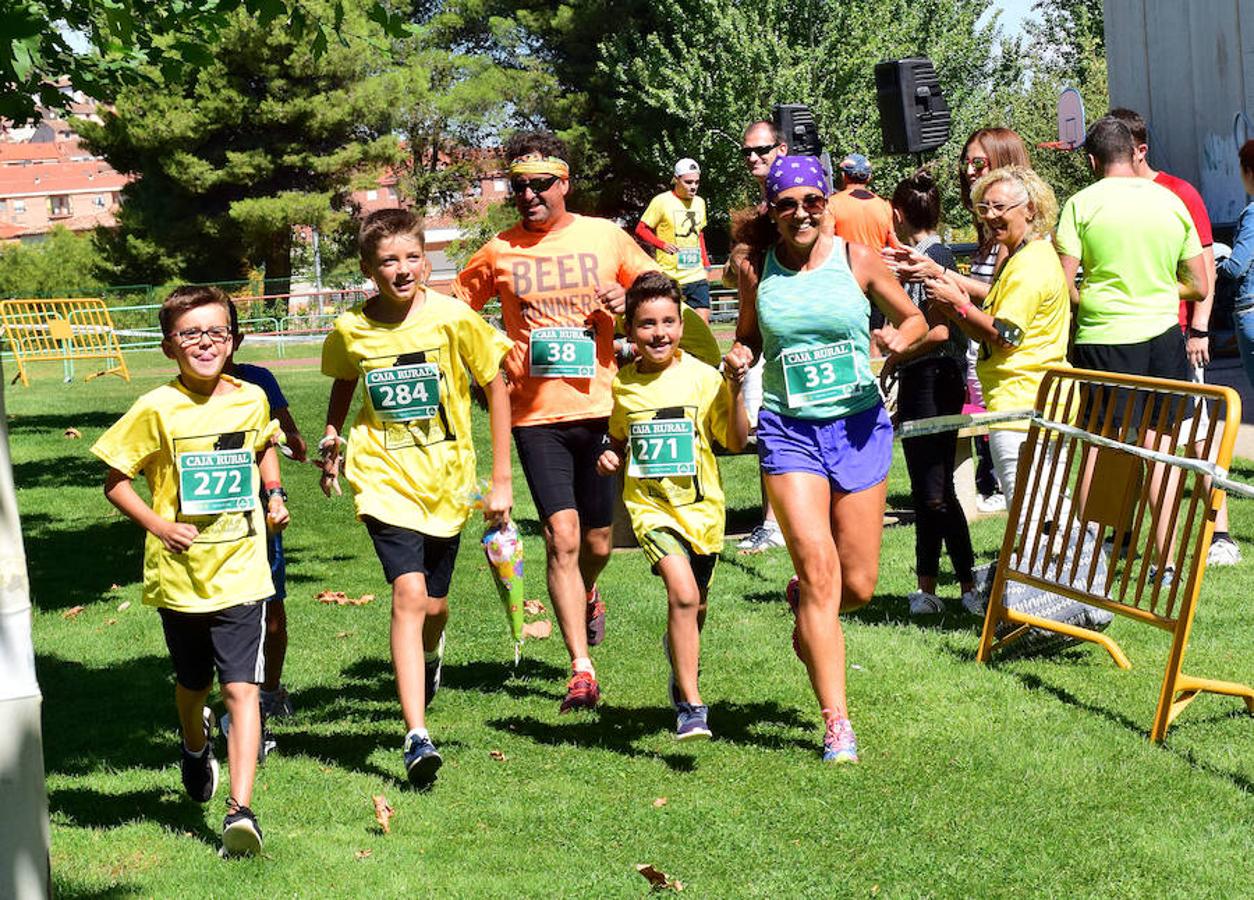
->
<box><xmin>13</xmin><ymin>453</ymin><xmax>106</xmax><ymax>490</ymax></box>
<box><xmin>26</xmin><ymin>515</ymin><xmax>142</xmax><ymax>611</ymax></box>
<box><xmin>7</xmin><ymin>410</ymin><xmax>121</xmax><ymax>436</ymax></box>
<box><xmin>488</xmin><ymin>699</ymin><xmax>811</xmax><ymax>771</ymax></box>
<box><xmin>52</xmin><ymin>880</ymin><xmax>143</xmax><ymax>900</ymax></box>
<box><xmin>48</xmin><ymin>785</ymin><xmax>219</xmax><ymax>849</ymax></box>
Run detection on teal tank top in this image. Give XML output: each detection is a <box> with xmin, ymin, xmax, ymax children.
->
<box><xmin>758</xmin><ymin>238</ymin><xmax>879</xmax><ymax>420</ymax></box>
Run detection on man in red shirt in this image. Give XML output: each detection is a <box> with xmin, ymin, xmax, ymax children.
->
<box><xmin>1109</xmin><ymin>107</ymin><xmax>1240</xmax><ymax>566</ymax></box>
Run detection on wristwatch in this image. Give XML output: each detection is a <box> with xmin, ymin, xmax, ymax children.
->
<box><xmin>262</xmin><ymin>486</ymin><xmax>288</xmax><ymax>503</ymax></box>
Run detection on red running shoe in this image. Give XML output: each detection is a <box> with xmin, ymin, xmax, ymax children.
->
<box><xmin>586</xmin><ymin>586</ymin><xmax>607</xmax><ymax>646</ymax></box>
<box><xmin>560</xmin><ymin>669</ymin><xmax>600</xmax><ymax>713</ymax></box>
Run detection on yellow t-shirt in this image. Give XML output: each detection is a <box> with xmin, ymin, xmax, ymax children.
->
<box><xmin>320</xmin><ymin>290</ymin><xmax>511</xmax><ymax>537</ymax></box>
<box><xmin>640</xmin><ymin>191</ymin><xmax>708</xmax><ymax>285</ymax></box>
<box><xmin>455</xmin><ymin>213</ymin><xmax>659</xmax><ymax>427</ymax></box>
<box><xmin>609</xmin><ymin>350</ymin><xmax>732</xmax><ymax>555</ymax></box>
<box><xmin>977</xmin><ymin>239</ymin><xmax>1071</xmax><ymax>430</ymax></box>
<box><xmin>91</xmin><ymin>376</ymin><xmax>279</xmax><ymax>613</ymax></box>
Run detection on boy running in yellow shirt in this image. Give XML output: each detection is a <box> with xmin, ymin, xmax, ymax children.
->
<box><xmin>92</xmin><ymin>285</ymin><xmax>290</xmax><ymax>857</ymax></box>
<box><xmin>319</xmin><ymin>209</ymin><xmax>512</xmax><ymax>787</ymax></box>
<box><xmin>597</xmin><ymin>272</ymin><xmax>751</xmax><ymax>739</ymax></box>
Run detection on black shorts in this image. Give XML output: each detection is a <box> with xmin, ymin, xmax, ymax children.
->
<box><xmin>1073</xmin><ymin>325</ymin><xmax>1192</xmax><ymax>428</ymax></box>
<box><xmin>681</xmin><ymin>280</ymin><xmax>711</xmax><ymax>310</ymax></box>
<box><xmin>513</xmin><ymin>418</ymin><xmax>614</xmax><ymax>528</ymax></box>
<box><xmin>159</xmin><ymin>602</ymin><xmax>266</xmax><ymax>691</ymax></box>
<box><xmin>363</xmin><ymin>516</ymin><xmax>461</xmax><ymax>595</ymax></box>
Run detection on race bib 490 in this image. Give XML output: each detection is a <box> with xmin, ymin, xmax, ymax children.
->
<box><xmin>529</xmin><ymin>327</ymin><xmax>595</xmax><ymax>378</ymax></box>
<box><xmin>781</xmin><ymin>341</ymin><xmax>859</xmax><ymax>408</ymax></box>
<box><xmin>365</xmin><ymin>363</ymin><xmax>440</xmax><ymax>421</ymax></box>
<box><xmin>178</xmin><ymin>450</ymin><xmax>256</xmax><ymax>516</ymax></box>
<box><xmin>627</xmin><ymin>419</ymin><xmax>697</xmax><ymax>478</ymax></box>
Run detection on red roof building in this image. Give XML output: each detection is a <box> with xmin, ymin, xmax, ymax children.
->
<box><xmin>0</xmin><ymin>158</ymin><xmax>128</xmax><ymax>242</ymax></box>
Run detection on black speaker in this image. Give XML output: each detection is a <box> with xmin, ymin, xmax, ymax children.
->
<box><xmin>773</xmin><ymin>103</ymin><xmax>823</xmax><ymax>157</ymax></box>
<box><xmin>874</xmin><ymin>58</ymin><xmax>951</xmax><ymax>154</ymax></box>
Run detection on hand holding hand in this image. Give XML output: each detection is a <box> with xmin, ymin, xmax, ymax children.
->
<box><xmin>722</xmin><ymin>342</ymin><xmax>754</xmax><ymax>383</ymax></box>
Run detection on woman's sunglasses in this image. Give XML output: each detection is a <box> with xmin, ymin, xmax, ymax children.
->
<box><xmin>772</xmin><ymin>193</ymin><xmax>827</xmax><ymax>217</ymax></box>
<box><xmin>963</xmin><ymin>155</ymin><xmax>991</xmax><ymax>173</ymax></box>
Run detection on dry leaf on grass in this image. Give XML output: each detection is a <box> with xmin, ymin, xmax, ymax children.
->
<box><xmin>523</xmin><ymin>599</ymin><xmax>546</xmax><ymax>616</ymax></box>
<box><xmin>652</xmin><ymin>797</ymin><xmax>668</xmax><ymax>808</ymax></box>
<box><xmin>116</xmin><ymin>601</ymin><xmax>130</xmax><ymax>612</ymax></box>
<box><xmin>63</xmin><ymin>605</ymin><xmax>85</xmax><ymax>620</ymax></box>
<box><xmin>63</xmin><ymin>427</ymin><xmax>81</xmax><ymax>439</ymax></box>
<box><xmin>489</xmin><ymin>749</ymin><xmax>507</xmax><ymax>762</ymax></box>
<box><xmin>636</xmin><ymin>864</ymin><xmax>684</xmax><ymax>892</ymax></box>
<box><xmin>316</xmin><ymin>590</ymin><xmax>374</xmax><ymax>606</ymax></box>
<box><xmin>372</xmin><ymin>795</ymin><xmax>394</xmax><ymax>834</ymax></box>
<box><xmin>521</xmin><ymin>619</ymin><xmax>552</xmax><ymax>639</ymax></box>
<box><xmin>334</xmin><ymin>630</ymin><xmax>354</xmax><ymax>639</ymax></box>
<box><xmin>105</xmin><ymin>618</ymin><xmax>117</xmax><ymax>626</ymax></box>
<box><xmin>354</xmin><ymin>849</ymin><xmax>373</xmax><ymax>860</ymax></box>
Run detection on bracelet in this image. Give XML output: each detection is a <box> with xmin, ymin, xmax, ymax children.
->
<box><xmin>1188</xmin><ymin>327</ymin><xmax>1209</xmax><ymax>338</ymax></box>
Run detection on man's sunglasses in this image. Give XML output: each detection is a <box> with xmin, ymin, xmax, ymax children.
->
<box><xmin>772</xmin><ymin>193</ymin><xmax>827</xmax><ymax>216</ymax></box>
<box><xmin>740</xmin><ymin>142</ymin><xmax>780</xmax><ymax>159</ymax></box>
<box><xmin>510</xmin><ymin>175</ymin><xmax>560</xmax><ymax>195</ymax></box>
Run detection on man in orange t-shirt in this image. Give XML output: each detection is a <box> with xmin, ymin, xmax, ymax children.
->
<box><xmin>455</xmin><ymin>130</ymin><xmax>658</xmax><ymax>713</ymax></box>
<box><xmin>829</xmin><ymin>153</ymin><xmax>895</xmax><ymax>251</ymax></box>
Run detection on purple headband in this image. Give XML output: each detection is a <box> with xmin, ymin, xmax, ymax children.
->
<box><xmin>766</xmin><ymin>155</ymin><xmax>830</xmax><ymax>202</ymax></box>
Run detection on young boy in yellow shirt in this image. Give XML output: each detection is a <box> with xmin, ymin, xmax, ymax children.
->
<box><xmin>319</xmin><ymin>208</ymin><xmax>512</xmax><ymax>786</ymax></box>
<box><xmin>92</xmin><ymin>285</ymin><xmax>290</xmax><ymax>857</ymax></box>
<box><xmin>597</xmin><ymin>272</ymin><xmax>751</xmax><ymax>739</ymax></box>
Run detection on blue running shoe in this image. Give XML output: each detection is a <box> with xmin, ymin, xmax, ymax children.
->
<box><xmin>822</xmin><ymin>717</ymin><xmax>859</xmax><ymax>764</ymax></box>
<box><xmin>675</xmin><ymin>703</ymin><xmax>712</xmax><ymax>741</ymax></box>
<box><xmin>403</xmin><ymin>731</ymin><xmax>443</xmax><ymax>787</ymax></box>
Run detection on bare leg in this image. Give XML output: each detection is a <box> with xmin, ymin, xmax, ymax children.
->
<box><xmin>390</xmin><ymin>572</ymin><xmax>431</xmax><ymax>730</ymax></box>
<box><xmin>659</xmin><ymin>556</ymin><xmax>704</xmax><ymax>705</ymax></box>
<box><xmin>221</xmin><ymin>682</ymin><xmax>260</xmax><ymax>806</ymax></box>
<box><xmin>545</xmin><ymin>509</ymin><xmax>590</xmax><ymax>662</ymax></box>
<box><xmin>261</xmin><ymin>599</ymin><xmax>286</xmax><ymax>693</ymax></box>
<box><xmin>578</xmin><ymin>525</ymin><xmax>612</xmax><ymax>593</ymax></box>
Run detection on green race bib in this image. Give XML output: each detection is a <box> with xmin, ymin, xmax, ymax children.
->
<box><xmin>365</xmin><ymin>363</ymin><xmax>440</xmax><ymax>421</ymax></box>
<box><xmin>529</xmin><ymin>327</ymin><xmax>595</xmax><ymax>378</ymax></box>
<box><xmin>781</xmin><ymin>341</ymin><xmax>860</xmax><ymax>408</ymax></box>
<box><xmin>676</xmin><ymin>247</ymin><xmax>701</xmax><ymax>269</ymax></box>
<box><xmin>178</xmin><ymin>450</ymin><xmax>256</xmax><ymax>516</ymax></box>
<box><xmin>627</xmin><ymin>419</ymin><xmax>697</xmax><ymax>478</ymax></box>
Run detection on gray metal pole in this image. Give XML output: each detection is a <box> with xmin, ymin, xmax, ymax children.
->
<box><xmin>0</xmin><ymin>359</ymin><xmax>52</xmax><ymax>899</ymax></box>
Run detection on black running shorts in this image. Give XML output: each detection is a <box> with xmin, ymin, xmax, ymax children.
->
<box><xmin>512</xmin><ymin>417</ymin><xmax>614</xmax><ymax>528</ymax></box>
<box><xmin>363</xmin><ymin>516</ymin><xmax>461</xmax><ymax>595</ymax></box>
<box><xmin>159</xmin><ymin>601</ymin><xmax>266</xmax><ymax>691</ymax></box>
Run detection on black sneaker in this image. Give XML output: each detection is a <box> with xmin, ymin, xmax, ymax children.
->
<box><xmin>402</xmin><ymin>731</ymin><xmax>443</xmax><ymax>787</ymax></box>
<box><xmin>221</xmin><ymin>801</ymin><xmax>264</xmax><ymax>857</ymax></box>
<box><xmin>181</xmin><ymin>707</ymin><xmax>219</xmax><ymax>803</ymax></box>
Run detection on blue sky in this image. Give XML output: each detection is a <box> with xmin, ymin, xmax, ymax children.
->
<box><xmin>988</xmin><ymin>0</ymin><xmax>1038</xmax><ymax>35</ymax></box>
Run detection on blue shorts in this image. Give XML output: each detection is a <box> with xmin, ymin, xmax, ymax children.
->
<box><xmin>266</xmin><ymin>531</ymin><xmax>286</xmax><ymax>602</ymax></box>
<box><xmin>681</xmin><ymin>280</ymin><xmax>711</xmax><ymax>310</ymax></box>
<box><xmin>758</xmin><ymin>403</ymin><xmax>892</xmax><ymax>493</ymax></box>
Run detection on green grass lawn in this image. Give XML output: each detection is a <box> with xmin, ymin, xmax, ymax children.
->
<box><xmin>11</xmin><ymin>346</ymin><xmax>1254</xmax><ymax>897</ymax></box>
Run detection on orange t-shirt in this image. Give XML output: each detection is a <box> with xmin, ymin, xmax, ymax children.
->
<box><xmin>830</xmin><ymin>186</ymin><xmax>895</xmax><ymax>251</ymax></box>
<box><xmin>454</xmin><ymin>213</ymin><xmax>659</xmax><ymax>427</ymax></box>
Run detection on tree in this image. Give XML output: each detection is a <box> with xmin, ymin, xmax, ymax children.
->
<box><xmin>0</xmin><ymin>228</ymin><xmax>105</xmax><ymax>298</ymax></box>
<box><xmin>76</xmin><ymin>0</ymin><xmax>403</xmax><ymax>295</ymax></box>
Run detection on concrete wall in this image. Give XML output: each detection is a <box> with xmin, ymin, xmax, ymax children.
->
<box><xmin>1105</xmin><ymin>0</ymin><xmax>1253</xmax><ymax>226</ymax></box>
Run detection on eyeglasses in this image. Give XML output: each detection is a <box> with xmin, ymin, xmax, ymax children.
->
<box><xmin>171</xmin><ymin>326</ymin><xmax>232</xmax><ymax>346</ymax></box>
<box><xmin>740</xmin><ymin>142</ymin><xmax>780</xmax><ymax>159</ymax></box>
<box><xmin>964</xmin><ymin>155</ymin><xmax>991</xmax><ymax>173</ymax></box>
<box><xmin>974</xmin><ymin>198</ymin><xmax>1026</xmax><ymax>217</ymax></box>
<box><xmin>510</xmin><ymin>175</ymin><xmax>560</xmax><ymax>195</ymax></box>
<box><xmin>772</xmin><ymin>193</ymin><xmax>827</xmax><ymax>217</ymax></box>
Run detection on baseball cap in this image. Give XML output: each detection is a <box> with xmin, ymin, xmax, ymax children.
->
<box><xmin>839</xmin><ymin>153</ymin><xmax>872</xmax><ymax>179</ymax></box>
<box><xmin>674</xmin><ymin>158</ymin><xmax>700</xmax><ymax>178</ymax></box>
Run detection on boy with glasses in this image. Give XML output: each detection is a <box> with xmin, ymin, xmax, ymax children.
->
<box><xmin>92</xmin><ymin>285</ymin><xmax>290</xmax><ymax>856</ymax></box>
<box><xmin>635</xmin><ymin>158</ymin><xmax>713</xmax><ymax>321</ymax></box>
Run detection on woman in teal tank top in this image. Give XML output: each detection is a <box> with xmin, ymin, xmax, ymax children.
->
<box><xmin>726</xmin><ymin>156</ymin><xmax>925</xmax><ymax>764</ymax></box>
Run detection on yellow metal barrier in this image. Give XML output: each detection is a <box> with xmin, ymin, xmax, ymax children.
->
<box><xmin>0</xmin><ymin>298</ymin><xmax>130</xmax><ymax>387</ymax></box>
<box><xmin>976</xmin><ymin>367</ymin><xmax>1254</xmax><ymax>741</ymax></box>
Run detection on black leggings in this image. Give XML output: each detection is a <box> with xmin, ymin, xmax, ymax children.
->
<box><xmin>898</xmin><ymin>358</ymin><xmax>975</xmax><ymax>583</ymax></box>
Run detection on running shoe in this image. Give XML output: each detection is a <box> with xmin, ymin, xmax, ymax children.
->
<box><xmin>976</xmin><ymin>492</ymin><xmax>1007</xmax><ymax>513</ymax></box>
<box><xmin>221</xmin><ymin>801</ymin><xmax>264</xmax><ymax>857</ymax></box>
<box><xmin>425</xmin><ymin>632</ymin><xmax>445</xmax><ymax>705</ymax></box>
<box><xmin>822</xmin><ymin>717</ymin><xmax>859</xmax><ymax>764</ymax></box>
<box><xmin>675</xmin><ymin>702</ymin><xmax>713</xmax><ymax>741</ymax></box>
<box><xmin>1208</xmin><ymin>536</ymin><xmax>1242</xmax><ymax>567</ymax></box>
<box><xmin>402</xmin><ymin>731</ymin><xmax>443</xmax><ymax>787</ymax></box>
<box><xmin>220</xmin><ymin>710</ymin><xmax>276</xmax><ymax>763</ymax></box>
<box><xmin>908</xmin><ymin>590</ymin><xmax>944</xmax><ymax>616</ymax></box>
<box><xmin>661</xmin><ymin>634</ymin><xmax>679</xmax><ymax>710</ymax></box>
<box><xmin>259</xmin><ymin>686</ymin><xmax>294</xmax><ymax>719</ymax></box>
<box><xmin>960</xmin><ymin>589</ymin><xmax>986</xmax><ymax>617</ymax></box>
<box><xmin>1148</xmin><ymin>565</ymin><xmax>1176</xmax><ymax>588</ymax></box>
<box><xmin>785</xmin><ymin>575</ymin><xmax>802</xmax><ymax>660</ymax></box>
<box><xmin>181</xmin><ymin>707</ymin><xmax>219</xmax><ymax>803</ymax></box>
<box><xmin>737</xmin><ymin>523</ymin><xmax>785</xmax><ymax>554</ymax></box>
<box><xmin>586</xmin><ymin>586</ymin><xmax>606</xmax><ymax>647</ymax></box>
<box><xmin>559</xmin><ymin>669</ymin><xmax>600</xmax><ymax>713</ymax></box>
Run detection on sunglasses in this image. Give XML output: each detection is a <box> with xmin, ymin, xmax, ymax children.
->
<box><xmin>772</xmin><ymin>193</ymin><xmax>827</xmax><ymax>217</ymax></box>
<box><xmin>740</xmin><ymin>142</ymin><xmax>780</xmax><ymax>159</ymax></box>
<box><xmin>510</xmin><ymin>175</ymin><xmax>560</xmax><ymax>195</ymax></box>
<box><xmin>974</xmin><ymin>198</ymin><xmax>1026</xmax><ymax>217</ymax></box>
<box><xmin>172</xmin><ymin>326</ymin><xmax>233</xmax><ymax>347</ymax></box>
<box><xmin>963</xmin><ymin>155</ymin><xmax>991</xmax><ymax>173</ymax></box>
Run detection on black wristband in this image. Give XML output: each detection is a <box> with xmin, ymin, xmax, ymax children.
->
<box><xmin>1188</xmin><ymin>327</ymin><xmax>1209</xmax><ymax>338</ymax></box>
<box><xmin>262</xmin><ymin>486</ymin><xmax>288</xmax><ymax>502</ymax></box>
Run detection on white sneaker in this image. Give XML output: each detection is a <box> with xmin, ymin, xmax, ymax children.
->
<box><xmin>960</xmin><ymin>589</ymin><xmax>986</xmax><ymax>616</ymax></box>
<box><xmin>1207</xmin><ymin>536</ymin><xmax>1242</xmax><ymax>567</ymax></box>
<box><xmin>976</xmin><ymin>493</ymin><xmax>1007</xmax><ymax>513</ymax></box>
<box><xmin>736</xmin><ymin>523</ymin><xmax>785</xmax><ymax>554</ymax></box>
<box><xmin>908</xmin><ymin>590</ymin><xmax>944</xmax><ymax>616</ymax></box>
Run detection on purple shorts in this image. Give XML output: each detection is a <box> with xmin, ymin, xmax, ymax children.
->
<box><xmin>758</xmin><ymin>403</ymin><xmax>893</xmax><ymax>493</ymax></box>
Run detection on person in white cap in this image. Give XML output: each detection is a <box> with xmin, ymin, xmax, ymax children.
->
<box><xmin>635</xmin><ymin>158</ymin><xmax>713</xmax><ymax>322</ymax></box>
